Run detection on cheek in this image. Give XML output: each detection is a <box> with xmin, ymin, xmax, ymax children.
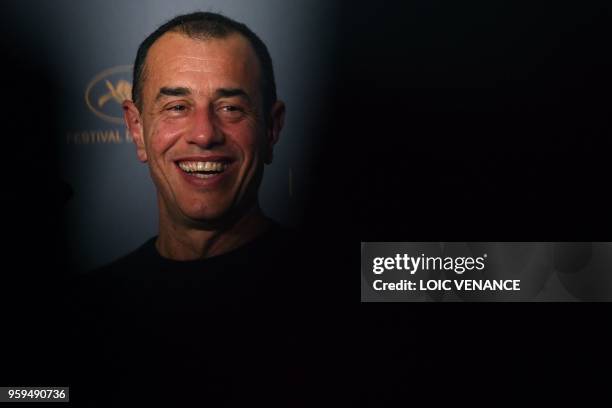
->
<box><xmin>236</xmin><ymin>138</ymin><xmax>263</xmax><ymax>171</ymax></box>
<box><xmin>147</xmin><ymin>120</ymin><xmax>184</xmax><ymax>155</ymax></box>
<box><xmin>225</xmin><ymin>124</ymin><xmax>265</xmax><ymax>162</ymax></box>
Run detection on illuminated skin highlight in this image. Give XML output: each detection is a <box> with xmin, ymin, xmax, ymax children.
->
<box><xmin>123</xmin><ymin>32</ymin><xmax>285</xmax><ymax>260</ymax></box>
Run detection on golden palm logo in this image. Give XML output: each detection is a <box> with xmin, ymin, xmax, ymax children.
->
<box><xmin>98</xmin><ymin>79</ymin><xmax>132</xmax><ymax>108</ymax></box>
<box><xmin>85</xmin><ymin>65</ymin><xmax>132</xmax><ymax>124</ymax></box>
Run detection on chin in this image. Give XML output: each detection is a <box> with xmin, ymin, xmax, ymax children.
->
<box><xmin>180</xmin><ymin>204</ymin><xmax>234</xmax><ymax>226</ymax></box>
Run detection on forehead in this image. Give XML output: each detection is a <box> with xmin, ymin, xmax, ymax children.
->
<box><xmin>143</xmin><ymin>32</ymin><xmax>261</xmax><ymax>94</ymax></box>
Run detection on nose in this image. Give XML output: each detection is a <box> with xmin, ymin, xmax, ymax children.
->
<box><xmin>184</xmin><ymin>106</ymin><xmax>224</xmax><ymax>148</ymax></box>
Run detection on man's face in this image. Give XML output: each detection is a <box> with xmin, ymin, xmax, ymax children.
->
<box><xmin>125</xmin><ymin>32</ymin><xmax>283</xmax><ymax>227</ymax></box>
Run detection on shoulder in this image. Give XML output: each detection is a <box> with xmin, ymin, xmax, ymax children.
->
<box><xmin>92</xmin><ymin>237</ymin><xmax>158</xmax><ymax>278</ymax></box>
<box><xmin>75</xmin><ymin>238</ymin><xmax>158</xmax><ymax>299</ymax></box>
<box><xmin>245</xmin><ymin>221</ymin><xmax>307</xmax><ymax>266</ymax></box>
<box><xmin>259</xmin><ymin>221</ymin><xmax>301</xmax><ymax>247</ymax></box>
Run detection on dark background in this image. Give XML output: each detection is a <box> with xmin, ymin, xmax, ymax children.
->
<box><xmin>1</xmin><ymin>0</ymin><xmax>611</xmax><ymax>405</ymax></box>
<box><xmin>341</xmin><ymin>1</ymin><xmax>612</xmax><ymax>241</ymax></box>
<box><xmin>1</xmin><ymin>3</ymin><xmax>71</xmax><ymax>391</ymax></box>
<box><xmin>334</xmin><ymin>1</ymin><xmax>612</xmax><ymax>405</ymax></box>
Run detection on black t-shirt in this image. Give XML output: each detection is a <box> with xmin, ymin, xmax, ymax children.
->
<box><xmin>72</xmin><ymin>224</ymin><xmax>318</xmax><ymax>406</ymax></box>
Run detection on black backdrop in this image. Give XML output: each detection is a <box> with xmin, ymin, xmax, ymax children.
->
<box><xmin>1</xmin><ymin>1</ymin><xmax>612</xmax><ymax>405</ymax></box>
<box><xmin>340</xmin><ymin>1</ymin><xmax>612</xmax><ymax>241</ymax></box>
<box><xmin>336</xmin><ymin>1</ymin><xmax>612</xmax><ymax>405</ymax></box>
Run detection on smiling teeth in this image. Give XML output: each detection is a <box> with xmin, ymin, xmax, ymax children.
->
<box><xmin>178</xmin><ymin>161</ymin><xmax>227</xmax><ymax>173</ymax></box>
<box><xmin>193</xmin><ymin>173</ymin><xmax>218</xmax><ymax>179</ymax></box>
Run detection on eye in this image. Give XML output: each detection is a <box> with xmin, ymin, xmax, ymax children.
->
<box><xmin>217</xmin><ymin>105</ymin><xmax>246</xmax><ymax>120</ymax></box>
<box><xmin>164</xmin><ymin>103</ymin><xmax>190</xmax><ymax>116</ymax></box>
<box><xmin>220</xmin><ymin>105</ymin><xmax>241</xmax><ymax>112</ymax></box>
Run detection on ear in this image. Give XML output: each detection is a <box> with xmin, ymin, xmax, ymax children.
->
<box><xmin>122</xmin><ymin>100</ymin><xmax>148</xmax><ymax>162</ymax></box>
<box><xmin>264</xmin><ymin>100</ymin><xmax>285</xmax><ymax>165</ymax></box>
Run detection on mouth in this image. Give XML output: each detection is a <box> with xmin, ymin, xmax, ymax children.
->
<box><xmin>176</xmin><ymin>160</ymin><xmax>231</xmax><ymax>179</ymax></box>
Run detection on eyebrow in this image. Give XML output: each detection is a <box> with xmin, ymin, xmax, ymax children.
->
<box><xmin>155</xmin><ymin>86</ymin><xmax>191</xmax><ymax>101</ymax></box>
<box><xmin>154</xmin><ymin>86</ymin><xmax>252</xmax><ymax>104</ymax></box>
<box><xmin>214</xmin><ymin>88</ymin><xmax>252</xmax><ymax>104</ymax></box>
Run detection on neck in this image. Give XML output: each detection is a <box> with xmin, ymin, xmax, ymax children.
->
<box><xmin>156</xmin><ymin>203</ymin><xmax>273</xmax><ymax>261</ymax></box>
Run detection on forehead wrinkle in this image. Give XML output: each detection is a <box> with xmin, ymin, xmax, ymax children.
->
<box><xmin>142</xmin><ymin>33</ymin><xmax>262</xmax><ymax>107</ymax></box>
<box><xmin>164</xmin><ymin>56</ymin><xmax>227</xmax><ymax>74</ymax></box>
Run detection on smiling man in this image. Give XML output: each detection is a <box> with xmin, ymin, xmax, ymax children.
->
<box><xmin>123</xmin><ymin>12</ymin><xmax>285</xmax><ymax>261</ymax></box>
<box><xmin>74</xmin><ymin>12</ymin><xmax>316</xmax><ymax>407</ymax></box>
